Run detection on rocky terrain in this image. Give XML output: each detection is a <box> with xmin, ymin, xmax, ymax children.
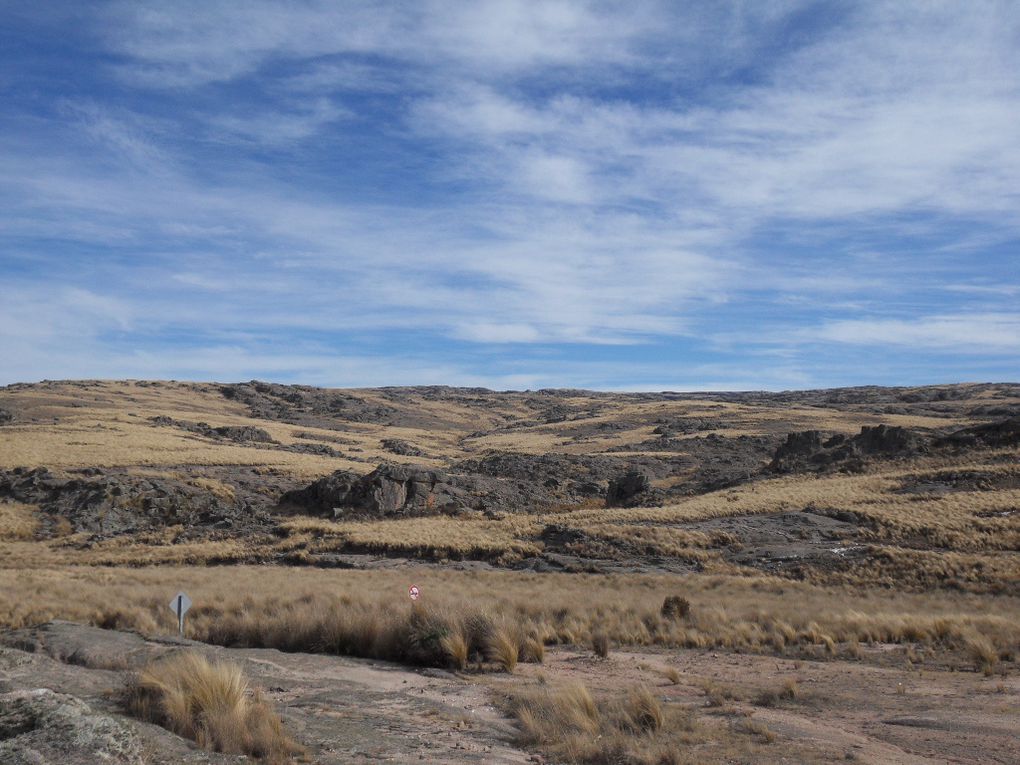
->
<box><xmin>0</xmin><ymin>379</ymin><xmax>1018</xmax><ymax>583</ymax></box>
<box><xmin>1</xmin><ymin>379</ymin><xmax>1018</xmax><ymax>763</ymax></box>
<box><xmin>1</xmin><ymin>620</ymin><xmax>1016</xmax><ymax>764</ymax></box>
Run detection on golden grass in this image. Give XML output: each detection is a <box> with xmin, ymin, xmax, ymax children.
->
<box><xmin>126</xmin><ymin>651</ymin><xmax>303</xmax><ymax>763</ymax></box>
<box><xmin>0</xmin><ymin>501</ymin><xmax>40</xmax><ymax>540</ymax></box>
<box><xmin>280</xmin><ymin>515</ymin><xmax>543</xmax><ymax>561</ymax></box>
<box><xmin>0</xmin><ymin>420</ymin><xmax>356</xmax><ymax>477</ymax></box>
<box><xmin>506</xmin><ymin>681</ymin><xmax>713</xmax><ymax>765</ymax></box>
<box><xmin>1</xmin><ymin>566</ymin><xmax>1016</xmax><ymax>669</ymax></box>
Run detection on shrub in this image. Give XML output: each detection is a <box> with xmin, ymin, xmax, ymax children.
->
<box><xmin>661</xmin><ymin>595</ymin><xmax>690</xmax><ymax>620</ymax></box>
<box><xmin>592</xmin><ymin>632</ymin><xmax>610</xmax><ymax>659</ymax></box>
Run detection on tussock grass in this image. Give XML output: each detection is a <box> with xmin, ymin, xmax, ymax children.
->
<box><xmin>125</xmin><ymin>652</ymin><xmax>303</xmax><ymax>763</ymax></box>
<box><xmin>965</xmin><ymin>631</ymin><xmax>999</xmax><ymax>675</ymax></box>
<box><xmin>488</xmin><ymin>622</ymin><xmax>521</xmax><ymax>672</ymax></box>
<box><xmin>0</xmin><ymin>566</ymin><xmax>1017</xmax><ymax>671</ymax></box>
<box><xmin>508</xmin><ymin>681</ymin><xmax>701</xmax><ymax>765</ymax></box>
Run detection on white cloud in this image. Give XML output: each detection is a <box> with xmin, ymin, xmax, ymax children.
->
<box><xmin>813</xmin><ymin>314</ymin><xmax>1020</xmax><ymax>353</ymax></box>
<box><xmin>3</xmin><ymin>2</ymin><xmax>1019</xmax><ymax>387</ymax></box>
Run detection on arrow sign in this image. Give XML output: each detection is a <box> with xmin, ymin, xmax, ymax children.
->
<box><xmin>169</xmin><ymin>591</ymin><xmax>192</xmax><ymax>635</ymax></box>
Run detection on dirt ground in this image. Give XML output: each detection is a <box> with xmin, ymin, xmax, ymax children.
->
<box><xmin>492</xmin><ymin>647</ymin><xmax>1020</xmax><ymax>764</ymax></box>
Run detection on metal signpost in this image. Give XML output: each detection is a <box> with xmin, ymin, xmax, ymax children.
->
<box><xmin>169</xmin><ymin>591</ymin><xmax>192</xmax><ymax>636</ymax></box>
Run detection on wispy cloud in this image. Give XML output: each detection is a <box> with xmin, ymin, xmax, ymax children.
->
<box><xmin>1</xmin><ymin>2</ymin><xmax>1018</xmax><ymax>388</ymax></box>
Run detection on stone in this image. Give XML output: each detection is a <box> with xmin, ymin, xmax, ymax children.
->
<box><xmin>0</xmin><ymin>688</ymin><xmax>144</xmax><ymax>765</ymax></box>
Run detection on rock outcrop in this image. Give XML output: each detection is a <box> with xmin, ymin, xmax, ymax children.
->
<box><xmin>0</xmin><ymin>467</ymin><xmax>272</xmax><ymax>536</ymax></box>
<box><xmin>606</xmin><ymin>470</ymin><xmax>652</xmax><ymax>507</ymax></box>
<box><xmin>769</xmin><ymin>425</ymin><xmax>924</xmax><ymax>473</ymax></box>
<box><xmin>0</xmin><ymin>688</ymin><xmax>144</xmax><ymax>765</ymax></box>
<box><xmin>149</xmin><ymin>416</ymin><xmax>274</xmax><ymax>443</ymax></box>
<box><xmin>280</xmin><ymin>464</ymin><xmax>481</xmax><ymax>517</ymax></box>
<box><xmin>279</xmin><ymin>461</ymin><xmax>581</xmax><ymax>517</ymax></box>
<box><xmin>938</xmin><ymin>416</ymin><xmax>1020</xmax><ymax>449</ymax></box>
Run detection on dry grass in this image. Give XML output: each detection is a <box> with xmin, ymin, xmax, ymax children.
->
<box><xmin>3</xmin><ymin>379</ymin><xmax>1018</xmax><ymax>596</ymax></box>
<box><xmin>488</xmin><ymin>624</ymin><xmax>520</xmax><ymax>672</ymax></box>
<box><xmin>0</xmin><ymin>501</ymin><xmax>40</xmax><ymax>540</ymax></box>
<box><xmin>125</xmin><ymin>651</ymin><xmax>303</xmax><ymax>763</ymax></box>
<box><xmin>506</xmin><ymin>680</ymin><xmax>715</xmax><ymax>764</ymax></box>
<box><xmin>0</xmin><ymin>566</ymin><xmax>1016</xmax><ymax>672</ymax></box>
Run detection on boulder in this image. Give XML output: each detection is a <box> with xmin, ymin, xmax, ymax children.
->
<box><xmin>381</xmin><ymin>438</ymin><xmax>425</xmax><ymax>457</ymax></box>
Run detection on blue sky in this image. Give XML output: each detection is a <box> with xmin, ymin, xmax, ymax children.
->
<box><xmin>1</xmin><ymin>1</ymin><xmax>1018</xmax><ymax>390</ymax></box>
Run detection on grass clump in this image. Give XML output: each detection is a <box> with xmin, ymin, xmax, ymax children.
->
<box><xmin>592</xmin><ymin>631</ymin><xmax>610</xmax><ymax>659</ymax></box>
<box><xmin>507</xmin><ymin>681</ymin><xmax>699</xmax><ymax>765</ymax></box>
<box><xmin>125</xmin><ymin>651</ymin><xmax>303</xmax><ymax>763</ymax></box>
<box><xmin>488</xmin><ymin>623</ymin><xmax>520</xmax><ymax>673</ymax></box>
<box><xmin>754</xmin><ymin>678</ymin><xmax>798</xmax><ymax>707</ymax></box>
<box><xmin>965</xmin><ymin>631</ymin><xmax>999</xmax><ymax>675</ymax></box>
<box><xmin>620</xmin><ymin>685</ymin><xmax>664</xmax><ymax>732</ymax></box>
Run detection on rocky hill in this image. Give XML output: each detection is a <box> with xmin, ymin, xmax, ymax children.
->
<box><xmin>1</xmin><ymin>379</ymin><xmax>1018</xmax><ymax>588</ymax></box>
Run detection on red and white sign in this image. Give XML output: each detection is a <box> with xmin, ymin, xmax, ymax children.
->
<box><xmin>408</xmin><ymin>584</ymin><xmax>420</xmax><ymax>601</ymax></box>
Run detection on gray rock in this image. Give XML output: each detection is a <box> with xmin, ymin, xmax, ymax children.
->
<box><xmin>0</xmin><ymin>467</ymin><xmax>272</xmax><ymax>536</ymax></box>
<box><xmin>381</xmin><ymin>438</ymin><xmax>425</xmax><ymax>457</ymax></box>
<box><xmin>280</xmin><ymin>464</ymin><xmax>471</xmax><ymax>517</ymax></box>
<box><xmin>606</xmin><ymin>470</ymin><xmax>651</xmax><ymax>507</ymax></box>
<box><xmin>0</xmin><ymin>688</ymin><xmax>144</xmax><ymax>765</ymax></box>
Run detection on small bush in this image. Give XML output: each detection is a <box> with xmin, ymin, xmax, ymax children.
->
<box><xmin>592</xmin><ymin>632</ymin><xmax>610</xmax><ymax>659</ymax></box>
<box><xmin>663</xmin><ymin>666</ymin><xmax>681</xmax><ymax>685</ymax></box>
<box><xmin>661</xmin><ymin>595</ymin><xmax>690</xmax><ymax>620</ymax></box>
<box><xmin>125</xmin><ymin>651</ymin><xmax>303</xmax><ymax>763</ymax></box>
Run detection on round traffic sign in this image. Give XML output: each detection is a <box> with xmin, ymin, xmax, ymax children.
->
<box><xmin>408</xmin><ymin>584</ymin><xmax>420</xmax><ymax>601</ymax></box>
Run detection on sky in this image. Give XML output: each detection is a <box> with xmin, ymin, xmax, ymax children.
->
<box><xmin>1</xmin><ymin>1</ymin><xmax>1018</xmax><ymax>391</ymax></box>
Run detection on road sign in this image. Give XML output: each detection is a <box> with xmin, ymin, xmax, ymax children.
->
<box><xmin>170</xmin><ymin>591</ymin><xmax>192</xmax><ymax>635</ymax></box>
<box><xmin>408</xmin><ymin>585</ymin><xmax>420</xmax><ymax>601</ymax></box>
